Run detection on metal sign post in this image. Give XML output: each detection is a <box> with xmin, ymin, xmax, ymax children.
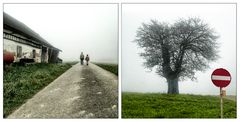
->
<box><xmin>220</xmin><ymin>87</ymin><xmax>223</xmax><ymax>118</ymax></box>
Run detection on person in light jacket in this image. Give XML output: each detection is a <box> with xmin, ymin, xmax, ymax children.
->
<box><xmin>80</xmin><ymin>52</ymin><xmax>84</xmax><ymax>65</ymax></box>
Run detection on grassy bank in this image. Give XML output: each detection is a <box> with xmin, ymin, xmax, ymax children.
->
<box><xmin>94</xmin><ymin>63</ymin><xmax>118</xmax><ymax>76</ymax></box>
<box><xmin>64</xmin><ymin>61</ymin><xmax>79</xmax><ymax>66</ymax></box>
<box><xmin>3</xmin><ymin>63</ymin><xmax>73</xmax><ymax>117</ymax></box>
<box><xmin>122</xmin><ymin>92</ymin><xmax>236</xmax><ymax>118</ymax></box>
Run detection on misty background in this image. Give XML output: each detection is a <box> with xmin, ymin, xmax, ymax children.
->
<box><xmin>122</xmin><ymin>4</ymin><xmax>236</xmax><ymax>95</ymax></box>
<box><xmin>4</xmin><ymin>4</ymin><xmax>118</xmax><ymax>63</ymax></box>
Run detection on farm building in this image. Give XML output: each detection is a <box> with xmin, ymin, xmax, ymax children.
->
<box><xmin>3</xmin><ymin>12</ymin><xmax>61</xmax><ymax>64</ymax></box>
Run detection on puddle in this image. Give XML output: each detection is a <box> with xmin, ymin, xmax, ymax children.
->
<box><xmin>111</xmin><ymin>105</ymin><xmax>117</xmax><ymax>109</ymax></box>
<box><xmin>40</xmin><ymin>104</ymin><xmax>44</xmax><ymax>108</ymax></box>
<box><xmin>49</xmin><ymin>88</ymin><xmax>61</xmax><ymax>93</ymax></box>
<box><xmin>96</xmin><ymin>92</ymin><xmax>102</xmax><ymax>95</ymax></box>
<box><xmin>72</xmin><ymin>86</ymin><xmax>80</xmax><ymax>91</ymax></box>
<box><xmin>85</xmin><ymin>113</ymin><xmax>94</xmax><ymax>118</ymax></box>
<box><xmin>78</xmin><ymin>110</ymin><xmax>86</xmax><ymax>115</ymax></box>
<box><xmin>25</xmin><ymin>114</ymin><xmax>32</xmax><ymax>118</ymax></box>
<box><xmin>73</xmin><ymin>80</ymin><xmax>81</xmax><ymax>83</ymax></box>
<box><xmin>66</xmin><ymin>96</ymin><xmax>81</xmax><ymax>102</ymax></box>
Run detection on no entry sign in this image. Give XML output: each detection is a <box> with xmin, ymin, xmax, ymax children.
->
<box><xmin>211</xmin><ymin>68</ymin><xmax>231</xmax><ymax>118</ymax></box>
<box><xmin>211</xmin><ymin>68</ymin><xmax>231</xmax><ymax>88</ymax></box>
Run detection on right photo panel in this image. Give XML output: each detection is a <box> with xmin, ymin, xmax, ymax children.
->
<box><xmin>122</xmin><ymin>3</ymin><xmax>236</xmax><ymax>118</ymax></box>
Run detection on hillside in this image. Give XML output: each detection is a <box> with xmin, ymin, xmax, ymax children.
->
<box><xmin>122</xmin><ymin>92</ymin><xmax>236</xmax><ymax>118</ymax></box>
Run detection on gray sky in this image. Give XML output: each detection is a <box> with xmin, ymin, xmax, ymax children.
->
<box><xmin>4</xmin><ymin>4</ymin><xmax>118</xmax><ymax>63</ymax></box>
<box><xmin>122</xmin><ymin>4</ymin><xmax>236</xmax><ymax>95</ymax></box>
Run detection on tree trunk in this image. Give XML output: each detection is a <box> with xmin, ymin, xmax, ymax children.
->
<box><xmin>167</xmin><ymin>77</ymin><xmax>179</xmax><ymax>94</ymax></box>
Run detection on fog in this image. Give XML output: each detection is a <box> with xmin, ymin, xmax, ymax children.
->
<box><xmin>122</xmin><ymin>4</ymin><xmax>236</xmax><ymax>95</ymax></box>
<box><xmin>3</xmin><ymin>4</ymin><xmax>237</xmax><ymax>95</ymax></box>
<box><xmin>4</xmin><ymin>4</ymin><xmax>118</xmax><ymax>63</ymax></box>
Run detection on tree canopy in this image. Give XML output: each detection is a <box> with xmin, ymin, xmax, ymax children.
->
<box><xmin>135</xmin><ymin>17</ymin><xmax>219</xmax><ymax>81</ymax></box>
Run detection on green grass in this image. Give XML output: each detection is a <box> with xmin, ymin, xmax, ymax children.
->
<box><xmin>3</xmin><ymin>63</ymin><xmax>73</xmax><ymax>117</ymax></box>
<box><xmin>122</xmin><ymin>92</ymin><xmax>236</xmax><ymax>118</ymax></box>
<box><xmin>93</xmin><ymin>63</ymin><xmax>118</xmax><ymax>76</ymax></box>
<box><xmin>64</xmin><ymin>61</ymin><xmax>79</xmax><ymax>66</ymax></box>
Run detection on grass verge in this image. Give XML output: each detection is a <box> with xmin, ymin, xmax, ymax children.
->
<box><xmin>93</xmin><ymin>63</ymin><xmax>118</xmax><ymax>76</ymax></box>
<box><xmin>3</xmin><ymin>63</ymin><xmax>73</xmax><ymax>117</ymax></box>
<box><xmin>122</xmin><ymin>92</ymin><xmax>236</xmax><ymax>118</ymax></box>
<box><xmin>64</xmin><ymin>61</ymin><xmax>79</xmax><ymax>66</ymax></box>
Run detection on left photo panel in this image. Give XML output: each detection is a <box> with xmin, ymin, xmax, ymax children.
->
<box><xmin>3</xmin><ymin>3</ymin><xmax>118</xmax><ymax>118</ymax></box>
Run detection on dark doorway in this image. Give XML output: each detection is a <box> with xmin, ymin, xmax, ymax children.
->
<box><xmin>32</xmin><ymin>49</ymin><xmax>36</xmax><ymax>58</ymax></box>
<box><xmin>41</xmin><ymin>46</ymin><xmax>47</xmax><ymax>63</ymax></box>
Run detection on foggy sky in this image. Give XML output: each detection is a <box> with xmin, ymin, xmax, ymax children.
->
<box><xmin>122</xmin><ymin>4</ymin><xmax>236</xmax><ymax>95</ymax></box>
<box><xmin>4</xmin><ymin>4</ymin><xmax>118</xmax><ymax>63</ymax></box>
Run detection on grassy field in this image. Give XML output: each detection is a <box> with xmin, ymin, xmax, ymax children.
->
<box><xmin>94</xmin><ymin>63</ymin><xmax>118</xmax><ymax>76</ymax></box>
<box><xmin>3</xmin><ymin>63</ymin><xmax>75</xmax><ymax>117</ymax></box>
<box><xmin>122</xmin><ymin>92</ymin><xmax>236</xmax><ymax>118</ymax></box>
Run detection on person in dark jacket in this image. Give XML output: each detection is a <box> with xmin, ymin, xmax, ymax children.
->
<box><xmin>85</xmin><ymin>54</ymin><xmax>90</xmax><ymax>65</ymax></box>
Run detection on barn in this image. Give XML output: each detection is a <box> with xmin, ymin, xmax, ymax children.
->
<box><xmin>3</xmin><ymin>12</ymin><xmax>61</xmax><ymax>64</ymax></box>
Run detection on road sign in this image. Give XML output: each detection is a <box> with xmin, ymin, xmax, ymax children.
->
<box><xmin>211</xmin><ymin>68</ymin><xmax>231</xmax><ymax>88</ymax></box>
<box><xmin>211</xmin><ymin>68</ymin><xmax>231</xmax><ymax>118</ymax></box>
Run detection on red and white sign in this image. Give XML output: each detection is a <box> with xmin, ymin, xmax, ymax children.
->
<box><xmin>211</xmin><ymin>68</ymin><xmax>231</xmax><ymax>88</ymax></box>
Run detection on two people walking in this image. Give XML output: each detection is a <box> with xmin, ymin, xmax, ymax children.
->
<box><xmin>80</xmin><ymin>52</ymin><xmax>90</xmax><ymax>65</ymax></box>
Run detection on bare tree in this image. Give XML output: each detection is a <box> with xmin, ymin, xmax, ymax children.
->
<box><xmin>135</xmin><ymin>17</ymin><xmax>219</xmax><ymax>94</ymax></box>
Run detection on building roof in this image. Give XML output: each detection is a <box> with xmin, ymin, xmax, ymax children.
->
<box><xmin>3</xmin><ymin>12</ymin><xmax>61</xmax><ymax>51</ymax></box>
